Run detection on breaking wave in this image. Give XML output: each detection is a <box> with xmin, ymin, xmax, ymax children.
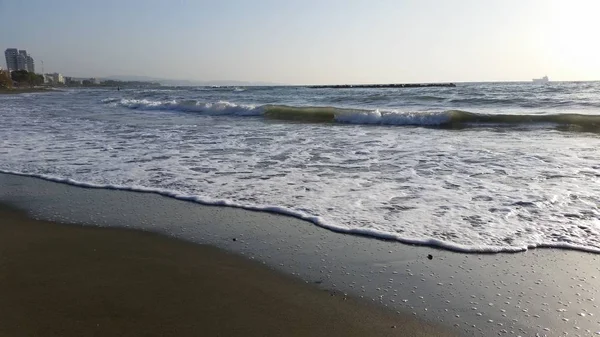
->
<box><xmin>106</xmin><ymin>98</ymin><xmax>600</xmax><ymax>131</ymax></box>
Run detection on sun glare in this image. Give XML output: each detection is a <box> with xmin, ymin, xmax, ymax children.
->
<box><xmin>542</xmin><ymin>0</ymin><xmax>600</xmax><ymax>79</ymax></box>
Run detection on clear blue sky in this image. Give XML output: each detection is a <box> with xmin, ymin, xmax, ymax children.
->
<box><xmin>1</xmin><ymin>0</ymin><xmax>598</xmax><ymax>84</ymax></box>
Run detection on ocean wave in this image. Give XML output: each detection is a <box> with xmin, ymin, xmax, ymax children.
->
<box><xmin>106</xmin><ymin>99</ymin><xmax>600</xmax><ymax>131</ymax></box>
<box><xmin>100</xmin><ymin>97</ymin><xmax>121</xmax><ymax>103</ymax></box>
<box><xmin>266</xmin><ymin>106</ymin><xmax>600</xmax><ymax>131</ymax></box>
<box><xmin>113</xmin><ymin>99</ymin><xmax>262</xmax><ymax>116</ymax></box>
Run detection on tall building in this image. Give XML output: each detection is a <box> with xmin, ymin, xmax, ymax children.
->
<box><xmin>4</xmin><ymin>48</ymin><xmax>18</xmax><ymax>72</ymax></box>
<box><xmin>16</xmin><ymin>51</ymin><xmax>27</xmax><ymax>71</ymax></box>
<box><xmin>26</xmin><ymin>55</ymin><xmax>34</xmax><ymax>73</ymax></box>
<box><xmin>4</xmin><ymin>49</ymin><xmax>35</xmax><ymax>72</ymax></box>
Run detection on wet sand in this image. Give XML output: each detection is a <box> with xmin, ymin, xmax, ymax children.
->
<box><xmin>0</xmin><ymin>204</ymin><xmax>453</xmax><ymax>337</ymax></box>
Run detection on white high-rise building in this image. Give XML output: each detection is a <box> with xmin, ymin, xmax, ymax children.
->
<box><xmin>55</xmin><ymin>73</ymin><xmax>64</xmax><ymax>84</ymax></box>
<box><xmin>44</xmin><ymin>73</ymin><xmax>64</xmax><ymax>84</ymax></box>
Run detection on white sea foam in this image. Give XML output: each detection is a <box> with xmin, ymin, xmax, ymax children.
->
<box><xmin>6</xmin><ymin>168</ymin><xmax>600</xmax><ymax>254</ymax></box>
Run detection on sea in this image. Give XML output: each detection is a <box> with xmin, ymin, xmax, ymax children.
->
<box><xmin>1</xmin><ymin>82</ymin><xmax>600</xmax><ymax>254</ymax></box>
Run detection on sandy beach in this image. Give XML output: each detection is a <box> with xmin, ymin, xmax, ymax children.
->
<box><xmin>0</xmin><ymin>203</ymin><xmax>453</xmax><ymax>337</ymax></box>
<box><xmin>1</xmin><ymin>173</ymin><xmax>599</xmax><ymax>336</ymax></box>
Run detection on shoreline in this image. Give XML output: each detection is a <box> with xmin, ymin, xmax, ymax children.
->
<box><xmin>4</xmin><ymin>169</ymin><xmax>596</xmax><ymax>254</ymax></box>
<box><xmin>0</xmin><ymin>203</ymin><xmax>453</xmax><ymax>337</ymax></box>
<box><xmin>0</xmin><ymin>87</ymin><xmax>55</xmax><ymax>94</ymax></box>
<box><xmin>1</xmin><ymin>172</ymin><xmax>599</xmax><ymax>336</ymax></box>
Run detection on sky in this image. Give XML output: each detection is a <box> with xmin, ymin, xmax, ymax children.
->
<box><xmin>1</xmin><ymin>0</ymin><xmax>599</xmax><ymax>84</ymax></box>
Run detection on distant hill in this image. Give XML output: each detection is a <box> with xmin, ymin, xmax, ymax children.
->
<box><xmin>103</xmin><ymin>75</ymin><xmax>282</xmax><ymax>87</ymax></box>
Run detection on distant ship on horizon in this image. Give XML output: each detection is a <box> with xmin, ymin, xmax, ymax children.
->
<box><xmin>532</xmin><ymin>75</ymin><xmax>549</xmax><ymax>83</ymax></box>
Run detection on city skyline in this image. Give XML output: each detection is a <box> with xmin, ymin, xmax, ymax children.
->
<box><xmin>1</xmin><ymin>0</ymin><xmax>599</xmax><ymax>84</ymax></box>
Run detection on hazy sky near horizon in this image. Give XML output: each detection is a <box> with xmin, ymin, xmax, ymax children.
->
<box><xmin>1</xmin><ymin>0</ymin><xmax>599</xmax><ymax>84</ymax></box>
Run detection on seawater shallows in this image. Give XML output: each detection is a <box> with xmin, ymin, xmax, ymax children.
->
<box><xmin>1</xmin><ymin>82</ymin><xmax>600</xmax><ymax>253</ymax></box>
